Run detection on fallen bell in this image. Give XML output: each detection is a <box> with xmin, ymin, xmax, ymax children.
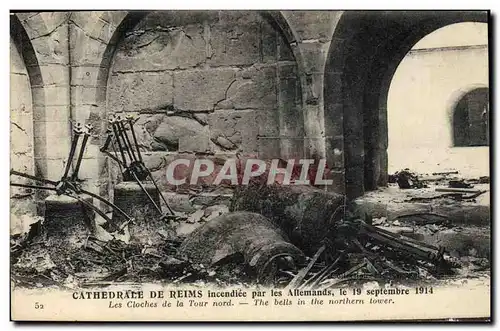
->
<box><xmin>177</xmin><ymin>211</ymin><xmax>306</xmax><ymax>284</ymax></box>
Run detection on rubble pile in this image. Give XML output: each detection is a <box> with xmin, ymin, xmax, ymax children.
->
<box><xmin>10</xmin><ymin>180</ymin><xmax>490</xmax><ymax>290</ymax></box>
<box><xmin>10</xmin><ymin>119</ymin><xmax>490</xmax><ymax>290</ymax></box>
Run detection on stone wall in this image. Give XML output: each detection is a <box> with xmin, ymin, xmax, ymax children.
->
<box><xmin>106</xmin><ymin>11</ymin><xmax>304</xmax><ymax>198</ymax></box>
<box><xmin>388</xmin><ymin>45</ymin><xmax>489</xmax><ymax>177</ymax></box>
<box><xmin>10</xmin><ymin>37</ymin><xmax>37</xmax><ymax>234</ymax></box>
<box><xmin>323</xmin><ymin>11</ymin><xmax>488</xmax><ymax>198</ymax></box>
<box><xmin>10</xmin><ymin>10</ymin><xmax>489</xmax><ymax>220</ymax></box>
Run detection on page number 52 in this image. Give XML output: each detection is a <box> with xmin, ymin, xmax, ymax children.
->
<box><xmin>34</xmin><ymin>302</ymin><xmax>44</xmax><ymax>309</ymax></box>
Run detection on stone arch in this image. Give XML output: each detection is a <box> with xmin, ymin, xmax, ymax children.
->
<box><xmin>98</xmin><ymin>10</ymin><xmax>307</xmax><ymax>132</ymax></box>
<box><xmin>11</xmin><ymin>14</ymin><xmax>46</xmax><ymax>178</ymax></box>
<box><xmin>10</xmin><ymin>14</ymin><xmax>47</xmax><ymax>229</ymax></box>
<box><xmin>451</xmin><ymin>87</ymin><xmax>490</xmax><ymax>147</ymax></box>
<box><xmin>324</xmin><ymin>11</ymin><xmax>488</xmax><ymax>199</ymax></box>
<box><xmin>85</xmin><ymin>10</ymin><xmax>307</xmax><ymax>132</ymax></box>
<box><xmin>90</xmin><ymin>10</ymin><xmax>307</xmax><ymax>195</ymax></box>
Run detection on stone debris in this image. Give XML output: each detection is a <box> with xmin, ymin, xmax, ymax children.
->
<box><xmin>10</xmin><ymin>167</ymin><xmax>490</xmax><ymax>289</ymax></box>
<box><xmin>389</xmin><ymin>169</ymin><xmax>427</xmax><ymax>189</ymax></box>
<box><xmin>448</xmin><ymin>179</ymin><xmax>474</xmax><ymax>189</ymax></box>
<box><xmin>231</xmin><ymin>184</ymin><xmax>345</xmax><ymax>256</ymax></box>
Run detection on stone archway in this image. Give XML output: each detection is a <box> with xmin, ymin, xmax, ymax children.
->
<box><xmin>324</xmin><ymin>11</ymin><xmax>489</xmax><ymax>199</ymax></box>
<box><xmin>96</xmin><ymin>10</ymin><xmax>307</xmax><ymax>196</ymax></box>
<box><xmin>452</xmin><ymin>87</ymin><xmax>490</xmax><ymax>147</ymax></box>
<box><xmin>10</xmin><ymin>15</ymin><xmax>45</xmax><ymax>231</ymax></box>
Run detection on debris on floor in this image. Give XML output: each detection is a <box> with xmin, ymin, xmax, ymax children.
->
<box><xmin>389</xmin><ymin>169</ymin><xmax>427</xmax><ymax>189</ymax></box>
<box><xmin>10</xmin><ymin>170</ymin><xmax>490</xmax><ymax>290</ymax></box>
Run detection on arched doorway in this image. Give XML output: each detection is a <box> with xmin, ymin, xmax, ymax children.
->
<box><xmin>324</xmin><ymin>11</ymin><xmax>489</xmax><ymax>199</ymax></box>
<box><xmin>453</xmin><ymin>87</ymin><xmax>489</xmax><ymax>147</ymax></box>
<box><xmin>387</xmin><ymin>23</ymin><xmax>489</xmax><ymax>177</ymax></box>
<box><xmin>10</xmin><ymin>15</ymin><xmax>45</xmax><ymax>232</ymax></box>
<box><xmin>99</xmin><ymin>11</ymin><xmax>305</xmax><ymax>196</ymax></box>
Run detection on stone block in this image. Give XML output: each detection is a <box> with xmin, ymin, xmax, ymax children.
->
<box><xmin>152</xmin><ymin>115</ymin><xmax>210</xmax><ymax>152</ymax></box>
<box><xmin>14</xmin><ymin>12</ymin><xmax>39</xmax><ymax>23</ymax></box>
<box><xmin>261</xmin><ymin>20</ymin><xmax>277</xmax><ymax>62</ymax></box>
<box><xmin>22</xmin><ymin>12</ymin><xmax>69</xmax><ymax>40</ymax></box>
<box><xmin>255</xmin><ymin>109</ymin><xmax>280</xmax><ymax>159</ymax></box>
<box><xmin>43</xmin><ymin>138</ymin><xmax>71</xmax><ymax>160</ymax></box>
<box><xmin>71</xmin><ymin>65</ymin><xmax>105</xmax><ymax>87</ymax></box>
<box><xmin>112</xmin><ymin>25</ymin><xmax>206</xmax><ymax>71</ymax></box>
<box><xmin>10</xmin><ymin>41</ymin><xmax>28</xmax><ymax>74</ymax></box>
<box><xmin>279</xmin><ymin>138</ymin><xmax>306</xmax><ymax>160</ymax></box>
<box><xmin>43</xmin><ymin>193</ymin><xmax>94</xmax><ymax>249</ymax></box>
<box><xmin>70</xmin><ymin>105</ymin><xmax>103</xmax><ymax>130</ymax></box>
<box><xmin>40</xmin><ymin>12</ymin><xmax>71</xmax><ymax>36</ymax></box>
<box><xmin>208</xmin><ymin>110</ymin><xmax>259</xmax><ymax>153</ymax></box>
<box><xmin>31</xmin><ymin>86</ymin><xmax>70</xmax><ymax>107</ymax></box>
<box><xmin>300</xmin><ymin>41</ymin><xmax>330</xmax><ymax>74</ymax></box>
<box><xmin>257</xmin><ymin>136</ymin><xmax>281</xmax><ymax>160</ymax></box>
<box><xmin>344</xmin><ymin>136</ymin><xmax>365</xmax><ymax>167</ymax></box>
<box><xmin>10</xmin><ymin>75</ymin><xmax>32</xmax><ymax>111</ymax></box>
<box><xmin>323</xmin><ymin>101</ymin><xmax>343</xmax><ymax>138</ymax></box>
<box><xmin>278</xmin><ymin>34</ymin><xmax>295</xmax><ymax>61</ymax></box>
<box><xmin>208</xmin><ymin>18</ymin><xmax>261</xmax><ymax>66</ymax></box>
<box><xmin>162</xmin><ymin>193</ymin><xmax>197</xmax><ymax>213</ymax></box>
<box><xmin>189</xmin><ymin>193</ymin><xmax>233</xmax><ymax>208</ymax></box>
<box><xmin>220</xmin><ymin>66</ymin><xmax>277</xmax><ymax>110</ymax></box>
<box><xmin>32</xmin><ymin>105</ymin><xmax>70</xmax><ymax>122</ymax></box>
<box><xmin>33</xmin><ymin>64</ymin><xmax>69</xmax><ymax>87</ymax></box>
<box><xmin>125</xmin><ymin>114</ymin><xmax>163</xmax><ymax>152</ymax></box>
<box><xmin>73</xmin><ymin>12</ymin><xmax>114</xmax><ymax>44</ymax></box>
<box><xmin>278</xmin><ymin>70</ymin><xmax>303</xmax><ymax>133</ymax></box>
<box><xmin>33</xmin><ymin>120</ymin><xmax>70</xmax><ymax>139</ymax></box>
<box><xmin>136</xmin><ymin>11</ymin><xmax>218</xmax><ymax>30</ymax></box>
<box><xmin>173</xmin><ymin>69</ymin><xmax>237</xmax><ymax>111</ymax></box>
<box><xmin>282</xmin><ymin>11</ymin><xmax>340</xmax><ymax>42</ymax></box>
<box><xmin>28</xmin><ymin>25</ymin><xmax>69</xmax><ymax>66</ymax></box>
<box><xmin>99</xmin><ymin>11</ymin><xmax>129</xmax><ymax>28</ymax></box>
<box><xmin>107</xmin><ymin>72</ymin><xmax>174</xmax><ymax>112</ymax></box>
<box><xmin>256</xmin><ymin>109</ymin><xmax>280</xmax><ymax>136</ymax></box>
<box><xmin>141</xmin><ymin>153</ymin><xmax>167</xmax><ymax>172</ymax></box>
<box><xmin>74</xmin><ymin>157</ymin><xmax>99</xmax><ymax>180</ymax></box>
<box><xmin>69</xmin><ymin>29</ymin><xmax>110</xmax><ymax>66</ymax></box>
<box><xmin>345</xmin><ymin>165</ymin><xmax>365</xmax><ymax>199</ymax></box>
<box><xmin>71</xmin><ymin>86</ymin><xmax>100</xmax><ymax>107</ymax></box>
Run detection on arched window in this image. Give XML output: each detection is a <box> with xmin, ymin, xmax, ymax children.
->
<box><xmin>453</xmin><ymin>88</ymin><xmax>489</xmax><ymax>147</ymax></box>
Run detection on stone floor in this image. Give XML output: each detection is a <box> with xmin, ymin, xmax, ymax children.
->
<box><xmin>353</xmin><ymin>182</ymin><xmax>491</xmax><ymax>259</ymax></box>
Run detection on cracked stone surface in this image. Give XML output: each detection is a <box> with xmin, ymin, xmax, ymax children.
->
<box><xmin>10</xmin><ymin>10</ymin><xmax>305</xmax><ymax>214</ymax></box>
<box><xmin>10</xmin><ymin>39</ymin><xmax>36</xmax><ymax>232</ymax></box>
<box><xmin>132</xmin><ymin>114</ymin><xmax>210</xmax><ymax>152</ymax></box>
<box><xmin>108</xmin><ymin>72</ymin><xmax>174</xmax><ymax>113</ymax></box>
<box><xmin>107</xmin><ymin>10</ymin><xmax>302</xmax><ymax>160</ymax></box>
<box><xmin>10</xmin><ymin>40</ymin><xmax>35</xmax><ymax>196</ymax></box>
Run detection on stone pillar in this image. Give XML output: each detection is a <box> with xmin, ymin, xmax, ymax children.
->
<box><xmin>21</xmin><ymin>12</ymin><xmax>73</xmax><ymax>181</ymax></box>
